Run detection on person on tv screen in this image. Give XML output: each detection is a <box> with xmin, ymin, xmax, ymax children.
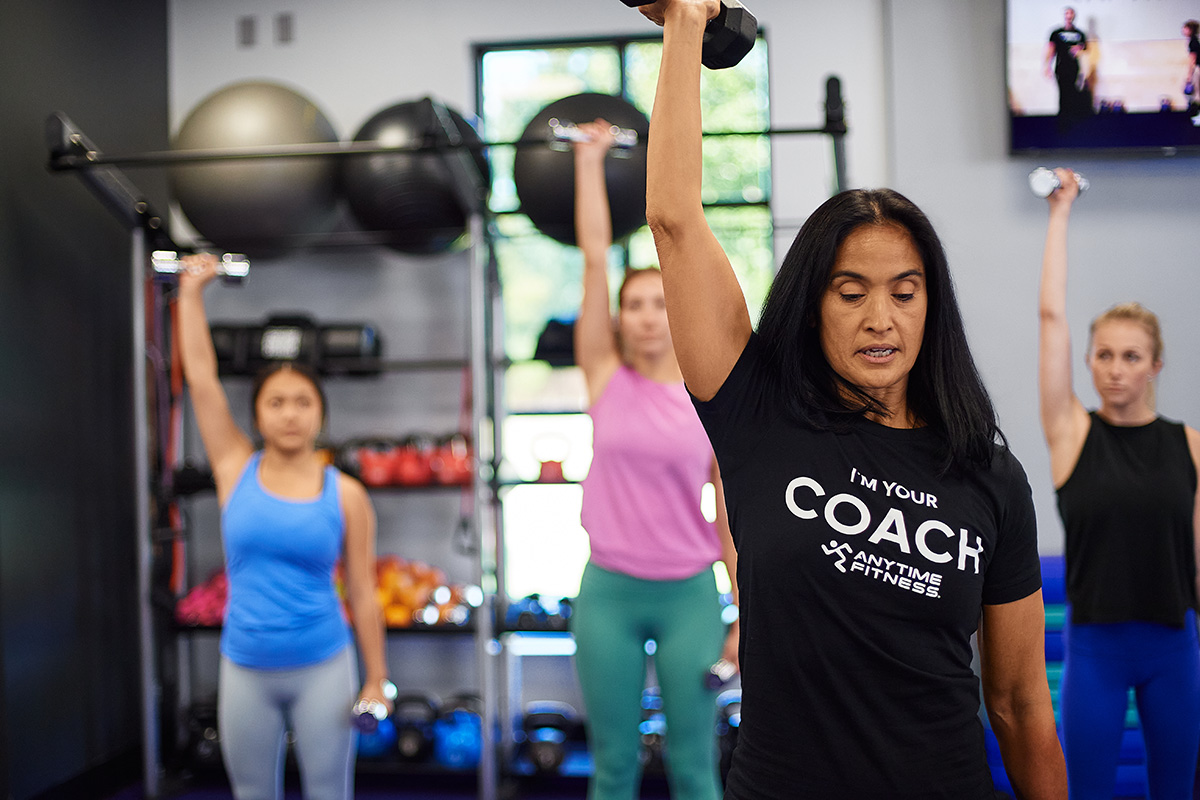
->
<box><xmin>1045</xmin><ymin>6</ymin><xmax>1090</xmax><ymax>122</ymax></box>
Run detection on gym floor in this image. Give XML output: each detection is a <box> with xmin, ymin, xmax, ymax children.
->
<box><xmin>97</xmin><ymin>773</ymin><xmax>1200</xmax><ymax>800</ymax></box>
<box><xmin>103</xmin><ymin>773</ymin><xmax>673</xmax><ymax>800</ymax></box>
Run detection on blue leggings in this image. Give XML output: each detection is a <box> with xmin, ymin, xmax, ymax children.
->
<box><xmin>218</xmin><ymin>646</ymin><xmax>358</xmax><ymax>800</ymax></box>
<box><xmin>571</xmin><ymin>563</ymin><xmax>726</xmax><ymax>800</ymax></box>
<box><xmin>1061</xmin><ymin>608</ymin><xmax>1200</xmax><ymax>800</ymax></box>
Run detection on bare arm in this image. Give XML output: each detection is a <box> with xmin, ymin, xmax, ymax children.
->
<box><xmin>176</xmin><ymin>254</ymin><xmax>253</xmax><ymax>501</ymax></box>
<box><xmin>1045</xmin><ymin>41</ymin><xmax>1056</xmax><ymax>76</ymax></box>
<box><xmin>641</xmin><ymin>0</ymin><xmax>752</xmax><ymax>401</ymax></box>
<box><xmin>979</xmin><ymin>592</ymin><xmax>1068</xmax><ymax>800</ymax></box>
<box><xmin>572</xmin><ymin>120</ymin><xmax>622</xmax><ymax>403</ymax></box>
<box><xmin>1037</xmin><ymin>170</ymin><xmax>1089</xmax><ymax>487</ymax></box>
<box><xmin>341</xmin><ymin>475</ymin><xmax>392</xmax><ymax>712</ymax></box>
<box><xmin>712</xmin><ymin>458</ymin><xmax>739</xmax><ymax>667</ymax></box>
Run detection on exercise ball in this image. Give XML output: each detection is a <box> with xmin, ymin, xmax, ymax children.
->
<box><xmin>340</xmin><ymin>97</ymin><xmax>490</xmax><ymax>255</ymax></box>
<box><xmin>513</xmin><ymin>93</ymin><xmax>649</xmax><ymax>245</ymax></box>
<box><xmin>169</xmin><ymin>81</ymin><xmax>340</xmax><ymax>258</ymax></box>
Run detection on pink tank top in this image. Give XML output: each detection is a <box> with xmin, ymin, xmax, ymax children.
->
<box><xmin>581</xmin><ymin>365</ymin><xmax>721</xmax><ymax>580</ymax></box>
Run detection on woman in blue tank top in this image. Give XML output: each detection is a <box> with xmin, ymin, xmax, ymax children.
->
<box><xmin>178</xmin><ymin>254</ymin><xmax>392</xmax><ymax>800</ymax></box>
<box><xmin>1038</xmin><ymin>169</ymin><xmax>1200</xmax><ymax>799</ymax></box>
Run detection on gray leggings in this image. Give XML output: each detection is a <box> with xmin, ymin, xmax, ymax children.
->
<box><xmin>219</xmin><ymin>646</ymin><xmax>357</xmax><ymax>800</ymax></box>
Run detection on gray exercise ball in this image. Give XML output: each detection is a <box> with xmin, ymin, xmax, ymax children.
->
<box><xmin>169</xmin><ymin>81</ymin><xmax>340</xmax><ymax>258</ymax></box>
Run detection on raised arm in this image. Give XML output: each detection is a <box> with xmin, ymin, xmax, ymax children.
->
<box><xmin>979</xmin><ymin>593</ymin><xmax>1068</xmax><ymax>799</ymax></box>
<box><xmin>1037</xmin><ymin>170</ymin><xmax>1089</xmax><ymax>487</ymax></box>
<box><xmin>572</xmin><ymin>120</ymin><xmax>623</xmax><ymax>403</ymax></box>
<box><xmin>176</xmin><ymin>254</ymin><xmax>253</xmax><ymax>501</ymax></box>
<box><xmin>640</xmin><ymin>0</ymin><xmax>752</xmax><ymax>401</ymax></box>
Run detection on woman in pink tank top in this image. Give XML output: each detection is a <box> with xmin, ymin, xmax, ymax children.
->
<box><xmin>567</xmin><ymin>119</ymin><xmax>738</xmax><ymax>799</ymax></box>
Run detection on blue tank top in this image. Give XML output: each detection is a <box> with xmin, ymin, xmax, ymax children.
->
<box><xmin>220</xmin><ymin>452</ymin><xmax>350</xmax><ymax>668</ymax></box>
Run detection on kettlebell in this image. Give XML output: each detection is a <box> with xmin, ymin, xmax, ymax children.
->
<box><xmin>433</xmin><ymin>693</ymin><xmax>483</xmax><ymax>769</ymax></box>
<box><xmin>356</xmin><ymin>714</ymin><xmax>398</xmax><ymax>759</ymax></box>
<box><xmin>521</xmin><ymin>701</ymin><xmax>580</xmax><ymax>774</ymax></box>
<box><xmin>394</xmin><ymin>434</ymin><xmax>435</xmax><ymax>486</ymax></box>
<box><xmin>394</xmin><ymin>693</ymin><xmax>440</xmax><ymax>762</ymax></box>
<box><xmin>430</xmin><ymin>433</ymin><xmax>472</xmax><ymax>486</ymax></box>
<box><xmin>186</xmin><ymin>701</ymin><xmax>222</xmax><ymax>768</ymax></box>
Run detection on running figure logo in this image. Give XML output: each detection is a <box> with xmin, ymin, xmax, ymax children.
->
<box><xmin>822</xmin><ymin>540</ymin><xmax>854</xmax><ymax>573</ymax></box>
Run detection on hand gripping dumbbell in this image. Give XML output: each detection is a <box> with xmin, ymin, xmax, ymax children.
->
<box><xmin>704</xmin><ymin>657</ymin><xmax>738</xmax><ymax>690</ymax></box>
<box><xmin>352</xmin><ymin>678</ymin><xmax>399</xmax><ymax>734</ymax></box>
<box><xmin>1028</xmin><ymin>167</ymin><xmax>1089</xmax><ymax>198</ymax></box>
<box><xmin>620</xmin><ymin>0</ymin><xmax>758</xmax><ymax>70</ymax></box>
<box><xmin>547</xmin><ymin>118</ymin><xmax>639</xmax><ymax>154</ymax></box>
<box><xmin>151</xmin><ymin>250</ymin><xmax>249</xmax><ymax>284</ymax></box>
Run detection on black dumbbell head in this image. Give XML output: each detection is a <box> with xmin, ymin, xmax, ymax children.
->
<box><xmin>703</xmin><ymin>1</ymin><xmax>757</xmax><ymax>70</ymax></box>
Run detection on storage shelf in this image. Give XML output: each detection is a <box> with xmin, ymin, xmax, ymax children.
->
<box><xmin>171</xmin><ymin>465</ymin><xmax>476</xmax><ymax>497</ymax></box>
<box><xmin>173</xmin><ymin>621</ymin><xmax>478</xmax><ymax>636</ymax></box>
<box><xmin>214</xmin><ymin>356</ymin><xmax>472</xmax><ymax>377</ymax></box>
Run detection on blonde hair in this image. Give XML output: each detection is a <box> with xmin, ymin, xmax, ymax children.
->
<box><xmin>1088</xmin><ymin>301</ymin><xmax>1163</xmax><ymax>407</ymax></box>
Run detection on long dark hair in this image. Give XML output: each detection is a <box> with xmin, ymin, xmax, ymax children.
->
<box><xmin>756</xmin><ymin>188</ymin><xmax>1002</xmax><ymax>473</ymax></box>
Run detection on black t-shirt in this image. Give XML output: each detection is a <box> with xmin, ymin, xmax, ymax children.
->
<box><xmin>1056</xmin><ymin>412</ymin><xmax>1197</xmax><ymax>627</ymax></box>
<box><xmin>1049</xmin><ymin>27</ymin><xmax>1086</xmax><ymax>73</ymax></box>
<box><xmin>692</xmin><ymin>334</ymin><xmax>1042</xmax><ymax>800</ymax></box>
<box><xmin>1190</xmin><ymin>35</ymin><xmax>1199</xmax><ymax>61</ymax></box>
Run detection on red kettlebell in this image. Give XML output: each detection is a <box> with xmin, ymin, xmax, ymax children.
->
<box><xmin>394</xmin><ymin>435</ymin><xmax>435</xmax><ymax>486</ymax></box>
<box><xmin>357</xmin><ymin>440</ymin><xmax>399</xmax><ymax>487</ymax></box>
<box><xmin>431</xmin><ymin>433</ymin><xmax>473</xmax><ymax>486</ymax></box>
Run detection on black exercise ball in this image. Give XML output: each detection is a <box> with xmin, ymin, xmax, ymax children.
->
<box><xmin>513</xmin><ymin>93</ymin><xmax>649</xmax><ymax>246</ymax></box>
<box><xmin>340</xmin><ymin>98</ymin><xmax>490</xmax><ymax>255</ymax></box>
<box><xmin>168</xmin><ymin>81</ymin><xmax>340</xmax><ymax>259</ymax></box>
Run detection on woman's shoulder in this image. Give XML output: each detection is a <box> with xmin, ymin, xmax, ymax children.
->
<box><xmin>334</xmin><ymin>468</ymin><xmax>367</xmax><ymax>496</ymax></box>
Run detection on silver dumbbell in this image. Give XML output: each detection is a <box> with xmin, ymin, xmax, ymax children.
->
<box><xmin>1029</xmin><ymin>167</ymin><xmax>1089</xmax><ymax>198</ymax></box>
<box><xmin>151</xmin><ymin>251</ymin><xmax>249</xmax><ymax>284</ymax></box>
<box><xmin>547</xmin><ymin>118</ymin><xmax>639</xmax><ymax>154</ymax></box>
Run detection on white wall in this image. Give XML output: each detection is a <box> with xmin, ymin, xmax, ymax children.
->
<box><xmin>886</xmin><ymin>0</ymin><xmax>1200</xmax><ymax>552</ymax></box>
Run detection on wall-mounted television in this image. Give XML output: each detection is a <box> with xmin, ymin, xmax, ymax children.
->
<box><xmin>1006</xmin><ymin>0</ymin><xmax>1200</xmax><ymax>155</ymax></box>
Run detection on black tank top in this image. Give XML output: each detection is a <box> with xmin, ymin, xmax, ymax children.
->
<box><xmin>1057</xmin><ymin>412</ymin><xmax>1197</xmax><ymax>627</ymax></box>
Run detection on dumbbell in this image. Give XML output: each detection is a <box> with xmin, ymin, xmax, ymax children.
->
<box><xmin>1028</xmin><ymin>167</ymin><xmax>1089</xmax><ymax>198</ymax></box>
<box><xmin>704</xmin><ymin>657</ymin><xmax>738</xmax><ymax>690</ymax></box>
<box><xmin>150</xmin><ymin>250</ymin><xmax>249</xmax><ymax>284</ymax></box>
<box><xmin>352</xmin><ymin>698</ymin><xmax>390</xmax><ymax>735</ymax></box>
<box><xmin>620</xmin><ymin>0</ymin><xmax>757</xmax><ymax>70</ymax></box>
<box><xmin>547</xmin><ymin>118</ymin><xmax>639</xmax><ymax>153</ymax></box>
<box><xmin>352</xmin><ymin>678</ymin><xmax>399</xmax><ymax>735</ymax></box>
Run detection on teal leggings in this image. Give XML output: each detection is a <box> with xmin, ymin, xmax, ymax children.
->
<box><xmin>572</xmin><ymin>563</ymin><xmax>726</xmax><ymax>800</ymax></box>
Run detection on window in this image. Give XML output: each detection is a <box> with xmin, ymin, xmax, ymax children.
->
<box><xmin>476</xmin><ymin>33</ymin><xmax>771</xmax><ymax>601</ymax></box>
